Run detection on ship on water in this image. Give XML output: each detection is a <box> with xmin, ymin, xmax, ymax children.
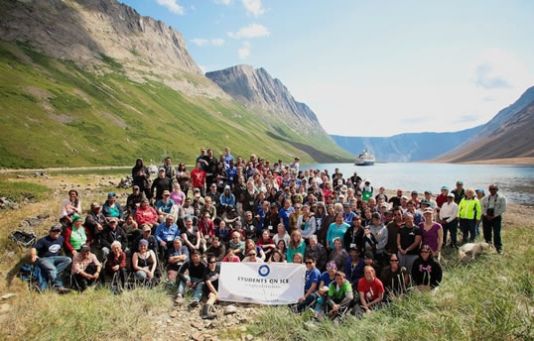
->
<box><xmin>355</xmin><ymin>149</ymin><xmax>375</xmax><ymax>166</ymax></box>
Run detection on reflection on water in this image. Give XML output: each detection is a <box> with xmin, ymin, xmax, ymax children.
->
<box><xmin>303</xmin><ymin>162</ymin><xmax>534</xmax><ymax>205</ymax></box>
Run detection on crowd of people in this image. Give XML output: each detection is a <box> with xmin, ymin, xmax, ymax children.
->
<box><xmin>19</xmin><ymin>147</ymin><xmax>507</xmax><ymax>320</ymax></box>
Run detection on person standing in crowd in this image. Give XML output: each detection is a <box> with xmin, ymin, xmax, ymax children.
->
<box><xmin>151</xmin><ymin>168</ymin><xmax>173</xmax><ymax>201</ymax></box>
<box><xmin>458</xmin><ymin>189</ymin><xmax>481</xmax><ymax>244</ymax></box>
<box><xmin>191</xmin><ymin>162</ymin><xmax>207</xmax><ymax>196</ymax></box>
<box><xmin>132</xmin><ymin>159</ymin><xmax>151</xmax><ymax>199</ymax></box>
<box><xmin>452</xmin><ymin>181</ymin><xmax>465</xmax><ymax>204</ymax></box>
<box><xmin>161</xmin><ymin>157</ymin><xmax>175</xmax><ymax>180</ymax></box>
<box><xmin>59</xmin><ymin>189</ymin><xmax>81</xmax><ymax>221</ymax></box>
<box><xmin>344</xmin><ymin>214</ymin><xmax>364</xmax><ymax>253</ymax></box>
<box><xmin>435</xmin><ymin>186</ymin><xmax>449</xmax><ymax>209</ymax></box>
<box><xmin>287</xmin><ymin>230</ymin><xmax>306</xmax><ymax>264</ymax></box>
<box><xmin>305</xmin><ymin>235</ymin><xmax>328</xmax><ymax>271</ymax></box>
<box><xmin>420</xmin><ymin>208</ymin><xmax>443</xmax><ymax>260</ymax></box>
<box><xmin>481</xmin><ymin>184</ymin><xmax>507</xmax><ymax>253</ymax></box>
<box><xmin>326</xmin><ymin>213</ymin><xmax>350</xmax><ymax>250</ymax></box>
<box><xmin>385</xmin><ymin>208</ymin><xmax>403</xmax><ymax>257</ymax></box>
<box><xmin>439</xmin><ymin>193</ymin><xmax>458</xmax><ymax>248</ymax></box>
<box><xmin>397</xmin><ymin>213</ymin><xmax>421</xmax><ymax>273</ymax></box>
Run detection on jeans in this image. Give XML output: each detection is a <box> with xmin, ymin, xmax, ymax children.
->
<box><xmin>177</xmin><ymin>275</ymin><xmax>204</xmax><ymax>302</ymax></box>
<box><xmin>459</xmin><ymin>218</ymin><xmax>476</xmax><ymax>243</ymax></box>
<box><xmin>483</xmin><ymin>215</ymin><xmax>502</xmax><ymax>251</ymax></box>
<box><xmin>297</xmin><ymin>292</ymin><xmax>318</xmax><ymax>312</ymax></box>
<box><xmin>38</xmin><ymin>256</ymin><xmax>72</xmax><ymax>288</ymax></box>
<box><xmin>398</xmin><ymin>253</ymin><xmax>418</xmax><ymax>274</ymax></box>
<box><xmin>443</xmin><ymin>219</ymin><xmax>458</xmax><ymax>246</ymax></box>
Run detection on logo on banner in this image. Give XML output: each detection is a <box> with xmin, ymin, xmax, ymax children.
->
<box><xmin>258</xmin><ymin>264</ymin><xmax>270</xmax><ymax>277</ymax></box>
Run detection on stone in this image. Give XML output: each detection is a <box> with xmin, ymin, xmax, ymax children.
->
<box><xmin>169</xmin><ymin>310</ymin><xmax>178</xmax><ymax>318</ymax></box>
<box><xmin>191</xmin><ymin>332</ymin><xmax>203</xmax><ymax>341</ymax></box>
<box><xmin>37</xmin><ymin>214</ymin><xmax>50</xmax><ymax>219</ymax></box>
<box><xmin>224</xmin><ymin>305</ymin><xmax>237</xmax><ymax>315</ymax></box>
<box><xmin>191</xmin><ymin>321</ymin><xmax>204</xmax><ymax>330</ymax></box>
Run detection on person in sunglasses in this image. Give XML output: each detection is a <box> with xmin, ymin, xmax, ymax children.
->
<box><xmin>201</xmin><ymin>255</ymin><xmax>220</xmax><ymax>320</ymax></box>
<box><xmin>380</xmin><ymin>254</ymin><xmax>410</xmax><ymax>301</ymax></box>
<box><xmin>411</xmin><ymin>244</ymin><xmax>442</xmax><ymax>290</ymax></box>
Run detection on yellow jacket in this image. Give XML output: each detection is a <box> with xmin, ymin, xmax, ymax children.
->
<box><xmin>458</xmin><ymin>198</ymin><xmax>482</xmax><ymax>220</ymax></box>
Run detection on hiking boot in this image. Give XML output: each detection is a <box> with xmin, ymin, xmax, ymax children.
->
<box><xmin>201</xmin><ymin>304</ymin><xmax>217</xmax><ymax>319</ymax></box>
<box><xmin>189</xmin><ymin>300</ymin><xmax>199</xmax><ymax>308</ymax></box>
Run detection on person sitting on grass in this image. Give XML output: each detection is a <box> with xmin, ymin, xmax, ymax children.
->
<box><xmin>411</xmin><ymin>244</ymin><xmax>443</xmax><ymax>290</ymax></box>
<box><xmin>355</xmin><ymin>266</ymin><xmax>385</xmax><ymax>315</ymax></box>
<box><xmin>380</xmin><ymin>253</ymin><xmax>410</xmax><ymax>301</ymax></box>
<box><xmin>295</xmin><ymin>256</ymin><xmax>321</xmax><ymax>312</ymax></box>
<box><xmin>18</xmin><ymin>248</ymin><xmax>48</xmax><ymax>292</ymax></box>
<box><xmin>71</xmin><ymin>244</ymin><xmax>102</xmax><ymax>292</ymax></box>
<box><xmin>105</xmin><ymin>241</ymin><xmax>127</xmax><ymax>289</ymax></box>
<box><xmin>134</xmin><ymin>199</ymin><xmax>158</xmax><ymax>229</ymax></box>
<box><xmin>32</xmin><ymin>224</ymin><xmax>72</xmax><ymax>294</ymax></box>
<box><xmin>175</xmin><ymin>250</ymin><xmax>207</xmax><ymax>307</ymax></box>
<box><xmin>63</xmin><ymin>214</ymin><xmax>87</xmax><ymax>257</ymax></box>
<box><xmin>166</xmin><ymin>238</ymin><xmax>189</xmax><ymax>282</ymax></box>
<box><xmin>132</xmin><ymin>239</ymin><xmax>157</xmax><ymax>285</ymax></box>
<box><xmin>314</xmin><ymin>271</ymin><xmax>353</xmax><ymax>319</ymax></box>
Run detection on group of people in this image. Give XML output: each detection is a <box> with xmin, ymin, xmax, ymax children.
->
<box><xmin>18</xmin><ymin>147</ymin><xmax>507</xmax><ymax>320</ymax></box>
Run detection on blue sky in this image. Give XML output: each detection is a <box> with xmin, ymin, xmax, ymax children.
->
<box><xmin>120</xmin><ymin>0</ymin><xmax>534</xmax><ymax>136</ymax></box>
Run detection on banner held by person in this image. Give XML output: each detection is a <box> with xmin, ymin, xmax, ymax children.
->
<box><xmin>218</xmin><ymin>263</ymin><xmax>305</xmax><ymax>305</ymax></box>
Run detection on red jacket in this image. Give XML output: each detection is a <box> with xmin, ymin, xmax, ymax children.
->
<box><xmin>191</xmin><ymin>168</ymin><xmax>206</xmax><ymax>188</ymax></box>
<box><xmin>134</xmin><ymin>206</ymin><xmax>158</xmax><ymax>226</ymax></box>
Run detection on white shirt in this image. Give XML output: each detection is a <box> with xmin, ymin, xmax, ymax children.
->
<box><xmin>439</xmin><ymin>201</ymin><xmax>458</xmax><ymax>223</ymax></box>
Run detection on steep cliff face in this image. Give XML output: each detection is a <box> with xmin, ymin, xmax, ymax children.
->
<box><xmin>439</xmin><ymin>87</ymin><xmax>534</xmax><ymax>162</ymax></box>
<box><xmin>206</xmin><ymin>65</ymin><xmax>321</xmax><ymax>128</ymax></box>
<box><xmin>0</xmin><ymin>0</ymin><xmax>225</xmax><ymax>97</ymax></box>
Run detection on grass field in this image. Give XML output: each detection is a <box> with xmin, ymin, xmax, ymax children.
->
<box><xmin>0</xmin><ymin>174</ymin><xmax>532</xmax><ymax>340</ymax></box>
<box><xmin>0</xmin><ymin>41</ymin><xmax>351</xmax><ymax>168</ymax></box>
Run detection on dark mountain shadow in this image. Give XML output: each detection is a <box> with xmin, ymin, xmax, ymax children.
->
<box><xmin>266</xmin><ymin>132</ymin><xmax>350</xmax><ymax>163</ymax></box>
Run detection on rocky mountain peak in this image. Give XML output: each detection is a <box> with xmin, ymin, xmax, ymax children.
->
<box><xmin>0</xmin><ymin>0</ymin><xmax>227</xmax><ymax>97</ymax></box>
<box><xmin>206</xmin><ymin>65</ymin><xmax>320</xmax><ymax>125</ymax></box>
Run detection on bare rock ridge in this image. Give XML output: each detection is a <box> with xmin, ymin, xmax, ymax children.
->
<box><xmin>440</xmin><ymin>86</ymin><xmax>534</xmax><ymax>162</ymax></box>
<box><xmin>206</xmin><ymin>65</ymin><xmax>321</xmax><ymax>127</ymax></box>
<box><xmin>0</xmin><ymin>0</ymin><xmax>226</xmax><ymax>97</ymax></box>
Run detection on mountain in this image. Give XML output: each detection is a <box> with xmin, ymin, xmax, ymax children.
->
<box><xmin>0</xmin><ymin>0</ymin><xmax>350</xmax><ymax>167</ymax></box>
<box><xmin>439</xmin><ymin>86</ymin><xmax>534</xmax><ymax>162</ymax></box>
<box><xmin>206</xmin><ymin>65</ymin><xmax>350</xmax><ymax>158</ymax></box>
<box><xmin>331</xmin><ymin>126</ymin><xmax>483</xmax><ymax>162</ymax></box>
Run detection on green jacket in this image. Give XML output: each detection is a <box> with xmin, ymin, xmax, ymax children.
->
<box><xmin>458</xmin><ymin>198</ymin><xmax>481</xmax><ymax>220</ymax></box>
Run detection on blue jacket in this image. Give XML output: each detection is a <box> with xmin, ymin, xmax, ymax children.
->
<box><xmin>155</xmin><ymin>222</ymin><xmax>180</xmax><ymax>244</ymax></box>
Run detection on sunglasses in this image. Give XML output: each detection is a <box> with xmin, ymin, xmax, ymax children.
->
<box><xmin>248</xmin><ymin>253</ymin><xmax>256</xmax><ymax>257</ymax></box>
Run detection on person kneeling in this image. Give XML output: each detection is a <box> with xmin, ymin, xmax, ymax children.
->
<box><xmin>72</xmin><ymin>245</ymin><xmax>102</xmax><ymax>291</ymax></box>
<box><xmin>314</xmin><ymin>271</ymin><xmax>353</xmax><ymax>319</ymax></box>
<box><xmin>355</xmin><ymin>265</ymin><xmax>385</xmax><ymax>315</ymax></box>
<box><xmin>175</xmin><ymin>250</ymin><xmax>206</xmax><ymax>307</ymax></box>
<box><xmin>202</xmin><ymin>255</ymin><xmax>220</xmax><ymax>319</ymax></box>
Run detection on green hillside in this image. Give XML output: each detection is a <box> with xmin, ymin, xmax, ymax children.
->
<box><xmin>0</xmin><ymin>42</ymin><xmax>350</xmax><ymax>168</ymax></box>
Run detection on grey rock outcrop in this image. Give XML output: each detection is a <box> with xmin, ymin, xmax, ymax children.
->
<box><xmin>0</xmin><ymin>0</ymin><xmax>226</xmax><ymax>97</ymax></box>
<box><xmin>206</xmin><ymin>65</ymin><xmax>321</xmax><ymax>129</ymax></box>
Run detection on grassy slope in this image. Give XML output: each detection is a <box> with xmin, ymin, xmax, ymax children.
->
<box><xmin>0</xmin><ymin>42</ymin><xmax>350</xmax><ymax>168</ymax></box>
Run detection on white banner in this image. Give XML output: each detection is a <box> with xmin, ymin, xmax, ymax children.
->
<box><xmin>218</xmin><ymin>263</ymin><xmax>306</xmax><ymax>305</ymax></box>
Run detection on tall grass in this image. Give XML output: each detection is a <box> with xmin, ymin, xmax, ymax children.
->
<box><xmin>0</xmin><ymin>179</ymin><xmax>50</xmax><ymax>202</ymax></box>
<box><xmin>249</xmin><ymin>226</ymin><xmax>534</xmax><ymax>341</ymax></box>
<box><xmin>0</xmin><ymin>287</ymin><xmax>169</xmax><ymax>341</ymax></box>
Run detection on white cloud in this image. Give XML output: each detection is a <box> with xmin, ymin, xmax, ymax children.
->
<box><xmin>228</xmin><ymin>23</ymin><xmax>270</xmax><ymax>39</ymax></box>
<box><xmin>190</xmin><ymin>38</ymin><xmax>225</xmax><ymax>47</ymax></box>
<box><xmin>155</xmin><ymin>0</ymin><xmax>184</xmax><ymax>15</ymax></box>
<box><xmin>214</xmin><ymin>0</ymin><xmax>232</xmax><ymax>5</ymax></box>
<box><xmin>238</xmin><ymin>42</ymin><xmax>251</xmax><ymax>60</ymax></box>
<box><xmin>242</xmin><ymin>0</ymin><xmax>264</xmax><ymax>17</ymax></box>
